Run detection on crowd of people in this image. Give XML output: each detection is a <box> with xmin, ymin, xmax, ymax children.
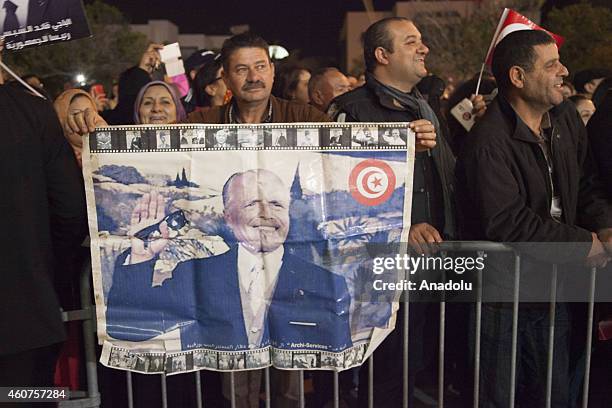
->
<box><xmin>1</xmin><ymin>13</ymin><xmax>612</xmax><ymax>408</ymax></box>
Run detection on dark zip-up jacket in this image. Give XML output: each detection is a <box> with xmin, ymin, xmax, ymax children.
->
<box><xmin>328</xmin><ymin>80</ymin><xmax>457</xmax><ymax>239</ymax></box>
<box><xmin>0</xmin><ymin>86</ymin><xmax>87</xmax><ymax>354</ymax></box>
<box><xmin>456</xmin><ymin>95</ymin><xmax>612</xmax><ymax>300</ymax></box>
<box><xmin>457</xmin><ymin>95</ymin><xmax>611</xmax><ymax>250</ymax></box>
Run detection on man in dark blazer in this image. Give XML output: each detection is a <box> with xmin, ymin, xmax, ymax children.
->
<box><xmin>106</xmin><ymin>169</ymin><xmax>352</xmax><ymax>352</ymax></box>
<box><xmin>0</xmin><ymin>69</ymin><xmax>87</xmax><ymax>400</ymax></box>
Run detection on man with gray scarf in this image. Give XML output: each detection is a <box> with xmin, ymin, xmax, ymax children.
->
<box><xmin>328</xmin><ymin>17</ymin><xmax>484</xmax><ymax>407</ymax></box>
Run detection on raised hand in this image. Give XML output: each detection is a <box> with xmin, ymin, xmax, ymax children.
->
<box><xmin>139</xmin><ymin>43</ymin><xmax>164</xmax><ymax>74</ymax></box>
<box><xmin>128</xmin><ymin>191</ymin><xmax>169</xmax><ymax>264</ymax></box>
<box><xmin>90</xmin><ymin>88</ymin><xmax>109</xmax><ymax>112</ymax></box>
<box><xmin>470</xmin><ymin>94</ymin><xmax>487</xmax><ymax>119</ymax></box>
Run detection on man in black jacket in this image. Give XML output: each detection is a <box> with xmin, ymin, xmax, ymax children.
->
<box><xmin>456</xmin><ymin>30</ymin><xmax>612</xmax><ymax>407</ymax></box>
<box><xmin>0</xmin><ymin>64</ymin><xmax>87</xmax><ymax>404</ymax></box>
<box><xmin>328</xmin><ymin>17</ymin><xmax>467</xmax><ymax>407</ymax></box>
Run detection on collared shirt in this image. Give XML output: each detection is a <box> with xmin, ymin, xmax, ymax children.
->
<box><xmin>1</xmin><ymin>0</ymin><xmax>28</xmax><ymax>32</ymax></box>
<box><xmin>228</xmin><ymin>98</ymin><xmax>273</xmax><ymax>124</ymax></box>
<box><xmin>237</xmin><ymin>244</ymin><xmax>283</xmax><ymax>349</ymax></box>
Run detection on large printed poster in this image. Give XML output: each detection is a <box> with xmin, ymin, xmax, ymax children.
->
<box><xmin>83</xmin><ymin>122</ymin><xmax>415</xmax><ymax>375</ymax></box>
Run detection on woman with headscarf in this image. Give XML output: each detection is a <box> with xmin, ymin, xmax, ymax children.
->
<box><xmin>134</xmin><ymin>81</ymin><xmax>187</xmax><ymax>125</ymax></box>
<box><xmin>102</xmin><ymin>43</ymin><xmax>164</xmax><ymax>125</ymax></box>
<box><xmin>54</xmin><ymin>89</ymin><xmax>107</xmax><ymax>167</ymax></box>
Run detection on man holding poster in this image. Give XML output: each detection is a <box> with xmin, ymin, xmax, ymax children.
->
<box><xmin>73</xmin><ymin>31</ymin><xmax>418</xmax><ymax>408</ymax></box>
<box><xmin>329</xmin><ymin>17</ymin><xmax>456</xmax><ymax>407</ymax></box>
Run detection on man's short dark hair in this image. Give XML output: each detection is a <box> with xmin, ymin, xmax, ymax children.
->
<box><xmin>362</xmin><ymin>17</ymin><xmax>411</xmax><ymax>73</ymax></box>
<box><xmin>491</xmin><ymin>30</ymin><xmax>556</xmax><ymax>92</ymax></box>
<box><xmin>308</xmin><ymin>67</ymin><xmax>340</xmax><ymax>96</ymax></box>
<box><xmin>220</xmin><ymin>32</ymin><xmax>270</xmax><ymax>71</ymax></box>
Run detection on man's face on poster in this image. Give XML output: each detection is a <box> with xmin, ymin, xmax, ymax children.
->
<box><xmin>224</xmin><ymin>170</ymin><xmax>290</xmax><ymax>253</ymax></box>
<box><xmin>215</xmin><ymin>130</ymin><xmax>228</xmax><ymax>145</ymax></box>
<box><xmin>99</xmin><ymin>132</ymin><xmax>111</xmax><ymax>145</ymax></box>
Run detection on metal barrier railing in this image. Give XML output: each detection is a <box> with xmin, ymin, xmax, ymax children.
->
<box><xmin>108</xmin><ymin>241</ymin><xmax>599</xmax><ymax>408</ymax></box>
<box><xmin>59</xmin><ymin>260</ymin><xmax>101</xmax><ymax>408</ymax></box>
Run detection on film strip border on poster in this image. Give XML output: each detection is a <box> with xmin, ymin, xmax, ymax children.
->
<box><xmin>89</xmin><ymin>122</ymin><xmax>413</xmax><ymax>153</ymax></box>
<box><xmin>102</xmin><ymin>342</ymin><xmax>368</xmax><ymax>375</ymax></box>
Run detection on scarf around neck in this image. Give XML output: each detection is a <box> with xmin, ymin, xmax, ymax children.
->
<box><xmin>367</xmin><ymin>72</ymin><xmax>441</xmax><ymax>139</ymax></box>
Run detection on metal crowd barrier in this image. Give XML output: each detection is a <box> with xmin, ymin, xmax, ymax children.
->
<box><xmin>105</xmin><ymin>242</ymin><xmax>599</xmax><ymax>408</ymax></box>
<box><xmin>59</xmin><ymin>260</ymin><xmax>101</xmax><ymax>408</ymax></box>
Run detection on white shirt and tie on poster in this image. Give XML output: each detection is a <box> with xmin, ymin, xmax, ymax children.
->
<box><xmin>237</xmin><ymin>244</ymin><xmax>283</xmax><ymax>349</ymax></box>
<box><xmin>1</xmin><ymin>0</ymin><xmax>28</xmax><ymax>34</ymax></box>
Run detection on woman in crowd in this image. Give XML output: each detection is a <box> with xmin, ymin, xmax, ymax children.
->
<box><xmin>568</xmin><ymin>94</ymin><xmax>597</xmax><ymax>126</ymax></box>
<box><xmin>134</xmin><ymin>81</ymin><xmax>187</xmax><ymax>125</ymax></box>
<box><xmin>273</xmin><ymin>65</ymin><xmax>311</xmax><ymax>104</ymax></box>
<box><xmin>54</xmin><ymin>89</ymin><xmax>107</xmax><ymax>166</ymax></box>
<box><xmin>192</xmin><ymin>55</ymin><xmax>229</xmax><ymax>110</ymax></box>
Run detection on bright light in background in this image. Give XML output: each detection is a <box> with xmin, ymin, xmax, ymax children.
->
<box><xmin>269</xmin><ymin>45</ymin><xmax>289</xmax><ymax>60</ymax></box>
<box><xmin>75</xmin><ymin>74</ymin><xmax>86</xmax><ymax>85</ymax></box>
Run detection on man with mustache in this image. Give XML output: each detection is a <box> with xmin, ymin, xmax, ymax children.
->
<box><xmin>187</xmin><ymin>32</ymin><xmax>328</xmax><ymax>125</ymax></box>
<box><xmin>106</xmin><ymin>169</ymin><xmax>351</xmax><ymax>407</ymax></box>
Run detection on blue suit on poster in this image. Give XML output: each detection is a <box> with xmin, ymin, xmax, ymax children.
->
<box><xmin>106</xmin><ymin>245</ymin><xmax>353</xmax><ymax>352</ymax></box>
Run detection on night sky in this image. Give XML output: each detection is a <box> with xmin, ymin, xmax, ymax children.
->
<box><xmin>92</xmin><ymin>0</ymin><xmax>396</xmax><ymax>57</ymax></box>
<box><xmin>93</xmin><ymin>0</ymin><xmax>600</xmax><ymax>58</ymax></box>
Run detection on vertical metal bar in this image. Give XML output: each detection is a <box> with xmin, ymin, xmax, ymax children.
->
<box><xmin>229</xmin><ymin>372</ymin><xmax>236</xmax><ymax>408</ymax></box>
<box><xmin>80</xmin><ymin>262</ymin><xmax>100</xmax><ymax>400</ymax></box>
<box><xmin>582</xmin><ymin>267</ymin><xmax>597</xmax><ymax>408</ymax></box>
<box><xmin>439</xmin><ymin>300</ymin><xmax>446</xmax><ymax>408</ymax></box>
<box><xmin>161</xmin><ymin>374</ymin><xmax>168</xmax><ymax>408</ymax></box>
<box><xmin>333</xmin><ymin>371</ymin><xmax>340</xmax><ymax>408</ymax></box>
<box><xmin>403</xmin><ymin>300</ymin><xmax>409</xmax><ymax>408</ymax></box>
<box><xmin>126</xmin><ymin>372</ymin><xmax>134</xmax><ymax>408</ymax></box>
<box><xmin>368</xmin><ymin>355</ymin><xmax>374</xmax><ymax>408</ymax></box>
<box><xmin>473</xmin><ymin>263</ymin><xmax>483</xmax><ymax>408</ymax></box>
<box><xmin>545</xmin><ymin>265</ymin><xmax>558</xmax><ymax>408</ymax></box>
<box><xmin>194</xmin><ymin>371</ymin><xmax>203</xmax><ymax>408</ymax></box>
<box><xmin>298</xmin><ymin>370</ymin><xmax>305</xmax><ymax>408</ymax></box>
<box><xmin>509</xmin><ymin>254</ymin><xmax>521</xmax><ymax>408</ymax></box>
<box><xmin>264</xmin><ymin>367</ymin><xmax>271</xmax><ymax>408</ymax></box>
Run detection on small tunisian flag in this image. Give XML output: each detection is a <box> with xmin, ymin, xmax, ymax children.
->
<box><xmin>484</xmin><ymin>8</ymin><xmax>565</xmax><ymax>66</ymax></box>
